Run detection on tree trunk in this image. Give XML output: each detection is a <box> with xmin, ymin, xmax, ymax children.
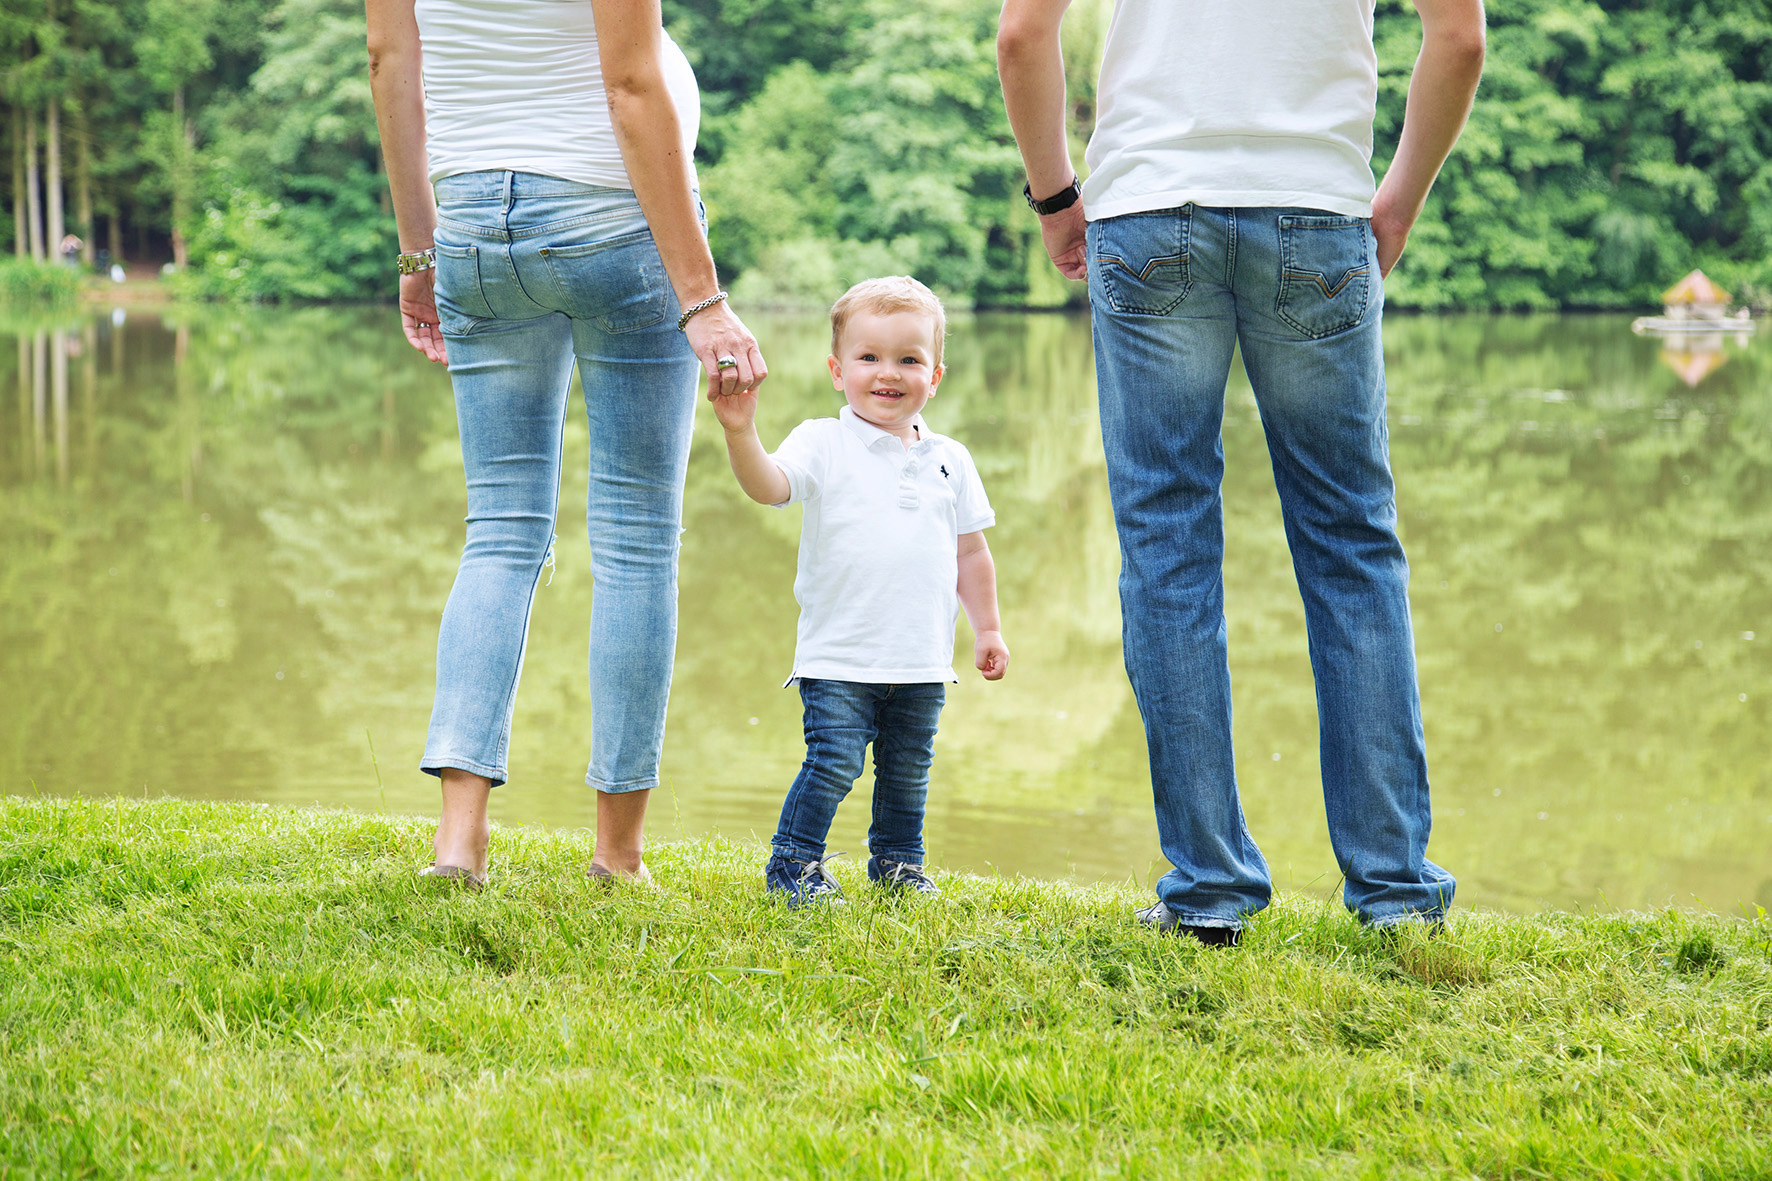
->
<box><xmin>46</xmin><ymin>100</ymin><xmax>65</xmax><ymax>261</ymax></box>
<box><xmin>170</xmin><ymin>89</ymin><xmax>189</xmax><ymax>269</ymax></box>
<box><xmin>24</xmin><ymin>112</ymin><xmax>45</xmax><ymax>262</ymax></box>
<box><xmin>73</xmin><ymin>102</ymin><xmax>94</xmax><ymax>265</ymax></box>
<box><xmin>108</xmin><ymin>209</ymin><xmax>121</xmax><ymax>265</ymax></box>
<box><xmin>11</xmin><ymin>108</ymin><xmax>26</xmax><ymax>260</ymax></box>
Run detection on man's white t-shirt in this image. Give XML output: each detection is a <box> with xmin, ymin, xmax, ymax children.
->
<box><xmin>1083</xmin><ymin>0</ymin><xmax>1380</xmax><ymax>220</ymax></box>
<box><xmin>770</xmin><ymin>407</ymin><xmax>995</xmax><ymax>685</ymax></box>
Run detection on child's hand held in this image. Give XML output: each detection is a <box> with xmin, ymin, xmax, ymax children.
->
<box><xmin>709</xmin><ymin>385</ymin><xmax>760</xmax><ymax>432</ymax></box>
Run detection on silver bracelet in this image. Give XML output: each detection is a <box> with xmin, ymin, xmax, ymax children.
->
<box><xmin>396</xmin><ymin>247</ymin><xmax>436</xmax><ymax>275</ymax></box>
<box><xmin>677</xmin><ymin>290</ymin><xmax>728</xmax><ymax>331</ymax></box>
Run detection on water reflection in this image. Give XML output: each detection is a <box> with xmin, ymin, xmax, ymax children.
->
<box><xmin>1649</xmin><ymin>331</ymin><xmax>1756</xmax><ymax>387</ymax></box>
<box><xmin>2</xmin><ymin>305</ymin><xmax>1768</xmax><ymax>915</ymax></box>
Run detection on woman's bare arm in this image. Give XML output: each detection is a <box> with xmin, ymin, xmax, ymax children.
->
<box><xmin>365</xmin><ymin>0</ymin><xmax>446</xmax><ymax>363</ymax></box>
<box><xmin>592</xmin><ymin>0</ymin><xmax>765</xmax><ymax>399</ymax></box>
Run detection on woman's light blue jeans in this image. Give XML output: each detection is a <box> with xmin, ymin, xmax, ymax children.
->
<box><xmin>421</xmin><ymin>171</ymin><xmax>700</xmax><ymax>793</ymax></box>
<box><xmin>1088</xmin><ymin>204</ymin><xmax>1455</xmax><ymax>928</ymax></box>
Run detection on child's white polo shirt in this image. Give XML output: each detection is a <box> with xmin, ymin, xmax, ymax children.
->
<box><xmin>770</xmin><ymin>405</ymin><xmax>995</xmax><ymax>685</ymax></box>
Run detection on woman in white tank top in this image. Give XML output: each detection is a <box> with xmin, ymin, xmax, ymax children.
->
<box><xmin>367</xmin><ymin>0</ymin><xmax>766</xmax><ymax>887</ymax></box>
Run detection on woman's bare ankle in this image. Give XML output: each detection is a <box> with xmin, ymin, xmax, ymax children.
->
<box><xmin>434</xmin><ymin>769</ymin><xmax>493</xmax><ymax>877</ymax></box>
<box><xmin>433</xmin><ymin>824</ymin><xmax>490</xmax><ymax>877</ymax></box>
<box><xmin>590</xmin><ymin>787</ymin><xmax>651</xmax><ymax>880</ymax></box>
<box><xmin>591</xmin><ymin>848</ymin><xmax>646</xmax><ymax>877</ymax></box>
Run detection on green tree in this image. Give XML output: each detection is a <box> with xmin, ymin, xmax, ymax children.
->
<box><xmin>1377</xmin><ymin>0</ymin><xmax>1772</xmax><ymax>310</ymax></box>
<box><xmin>180</xmin><ymin>0</ymin><xmax>391</xmax><ymax>300</ymax></box>
<box><xmin>704</xmin><ymin>0</ymin><xmax>1024</xmax><ymax>307</ymax></box>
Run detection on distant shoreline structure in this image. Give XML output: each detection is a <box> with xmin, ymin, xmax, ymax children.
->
<box><xmin>1631</xmin><ymin>269</ymin><xmax>1757</xmax><ymax>336</ymax></box>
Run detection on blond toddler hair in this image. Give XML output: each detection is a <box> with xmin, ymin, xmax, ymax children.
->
<box><xmin>829</xmin><ymin>276</ymin><xmax>947</xmax><ymax>370</ymax></box>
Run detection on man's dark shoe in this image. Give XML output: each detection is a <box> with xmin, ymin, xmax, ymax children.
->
<box><xmin>1372</xmin><ymin>916</ymin><xmax>1446</xmax><ymax>943</ymax></box>
<box><xmin>868</xmin><ymin>856</ymin><xmax>941</xmax><ymax>897</ymax></box>
<box><xmin>764</xmin><ymin>851</ymin><xmax>848</xmax><ymax>908</ymax></box>
<box><xmin>1135</xmin><ymin>901</ymin><xmax>1241</xmax><ymax>946</ymax></box>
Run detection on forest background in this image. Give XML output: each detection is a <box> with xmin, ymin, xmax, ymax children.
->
<box><xmin>2</xmin><ymin>0</ymin><xmax>1769</xmax><ymax>311</ymax></box>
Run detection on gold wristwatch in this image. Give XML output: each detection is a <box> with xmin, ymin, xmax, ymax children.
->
<box><xmin>396</xmin><ymin>247</ymin><xmax>437</xmax><ymax>275</ymax></box>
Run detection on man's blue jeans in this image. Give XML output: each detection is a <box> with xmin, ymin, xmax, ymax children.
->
<box><xmin>1087</xmin><ymin>204</ymin><xmax>1454</xmax><ymax>928</ymax></box>
<box><xmin>421</xmin><ymin>172</ymin><xmax>701</xmax><ymax>792</ymax></box>
<box><xmin>771</xmin><ymin>679</ymin><xmax>946</xmax><ymax>865</ymax></box>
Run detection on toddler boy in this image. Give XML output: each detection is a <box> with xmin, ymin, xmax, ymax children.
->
<box><xmin>710</xmin><ymin>276</ymin><xmax>1009</xmax><ymax>906</ymax></box>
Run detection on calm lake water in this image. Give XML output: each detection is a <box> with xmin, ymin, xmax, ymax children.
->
<box><xmin>3</xmin><ymin>303</ymin><xmax>1768</xmax><ymax>915</ymax></box>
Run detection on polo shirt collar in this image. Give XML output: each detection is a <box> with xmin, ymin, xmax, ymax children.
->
<box><xmin>839</xmin><ymin>404</ymin><xmax>931</xmax><ymax>450</ymax></box>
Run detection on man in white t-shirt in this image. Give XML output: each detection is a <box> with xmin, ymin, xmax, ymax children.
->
<box><xmin>712</xmin><ymin>276</ymin><xmax>1010</xmax><ymax>906</ymax></box>
<box><xmin>999</xmin><ymin>0</ymin><xmax>1485</xmax><ymax>942</ymax></box>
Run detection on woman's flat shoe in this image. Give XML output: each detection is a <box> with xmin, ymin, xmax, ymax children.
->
<box><xmin>587</xmin><ymin>862</ymin><xmax>652</xmax><ymax>886</ymax></box>
<box><xmin>420</xmin><ymin>864</ymin><xmax>487</xmax><ymax>890</ymax></box>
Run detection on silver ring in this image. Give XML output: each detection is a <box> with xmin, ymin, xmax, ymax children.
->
<box><xmin>716</xmin><ymin>356</ymin><xmax>737</xmax><ymax>370</ymax></box>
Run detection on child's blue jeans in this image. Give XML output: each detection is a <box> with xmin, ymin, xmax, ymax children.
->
<box><xmin>770</xmin><ymin>679</ymin><xmax>946</xmax><ymax>865</ymax></box>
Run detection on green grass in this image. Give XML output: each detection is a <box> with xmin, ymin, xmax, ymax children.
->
<box><xmin>1</xmin><ymin>796</ymin><xmax>1768</xmax><ymax>1179</ymax></box>
<box><xmin>0</xmin><ymin>259</ymin><xmax>82</xmax><ymax>308</ymax></box>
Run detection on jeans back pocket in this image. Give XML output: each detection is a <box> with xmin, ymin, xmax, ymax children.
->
<box><xmin>434</xmin><ymin>242</ymin><xmax>494</xmax><ymax>336</ymax></box>
<box><xmin>539</xmin><ymin>229</ymin><xmax>669</xmax><ymax>334</ymax></box>
<box><xmin>1275</xmin><ymin>214</ymin><xmax>1372</xmax><ymax>339</ymax></box>
<box><xmin>1093</xmin><ymin>208</ymin><xmax>1192</xmax><ymax>316</ymax></box>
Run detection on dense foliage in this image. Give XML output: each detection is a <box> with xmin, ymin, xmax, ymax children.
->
<box><xmin>3</xmin><ymin>0</ymin><xmax>1768</xmax><ymax>308</ymax></box>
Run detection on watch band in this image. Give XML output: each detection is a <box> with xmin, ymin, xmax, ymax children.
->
<box><xmin>1024</xmin><ymin>177</ymin><xmax>1081</xmax><ymax>216</ymax></box>
<box><xmin>396</xmin><ymin>247</ymin><xmax>437</xmax><ymax>275</ymax></box>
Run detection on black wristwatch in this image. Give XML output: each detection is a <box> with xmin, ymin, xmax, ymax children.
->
<box><xmin>1023</xmin><ymin>176</ymin><xmax>1081</xmax><ymax>216</ymax></box>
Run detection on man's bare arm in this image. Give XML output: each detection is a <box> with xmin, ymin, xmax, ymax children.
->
<box><xmin>1372</xmin><ymin>0</ymin><xmax>1486</xmax><ymax>276</ymax></box>
<box><xmin>998</xmin><ymin>0</ymin><xmax>1087</xmax><ymax>280</ymax></box>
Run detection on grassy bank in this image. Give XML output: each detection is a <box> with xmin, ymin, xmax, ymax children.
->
<box><xmin>1</xmin><ymin>796</ymin><xmax>1767</xmax><ymax>1179</ymax></box>
<box><xmin>0</xmin><ymin>260</ymin><xmax>82</xmax><ymax>309</ymax></box>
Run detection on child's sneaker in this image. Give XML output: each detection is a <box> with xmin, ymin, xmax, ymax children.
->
<box><xmin>764</xmin><ymin>852</ymin><xmax>848</xmax><ymax>908</ymax></box>
<box><xmin>868</xmin><ymin>856</ymin><xmax>941</xmax><ymax>897</ymax></box>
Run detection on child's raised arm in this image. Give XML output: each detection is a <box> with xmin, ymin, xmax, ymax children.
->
<box><xmin>710</xmin><ymin>388</ymin><xmax>791</xmax><ymax>506</ymax></box>
<box><xmin>957</xmin><ymin>531</ymin><xmax>1008</xmax><ymax>680</ymax></box>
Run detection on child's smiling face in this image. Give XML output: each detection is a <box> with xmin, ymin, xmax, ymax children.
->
<box><xmin>827</xmin><ymin>309</ymin><xmax>945</xmax><ymax>441</ymax></box>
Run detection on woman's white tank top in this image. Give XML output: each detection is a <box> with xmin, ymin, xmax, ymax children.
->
<box><xmin>415</xmin><ymin>0</ymin><xmax>700</xmax><ymax>189</ymax></box>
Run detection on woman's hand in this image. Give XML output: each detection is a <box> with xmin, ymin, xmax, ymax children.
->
<box><xmin>400</xmin><ymin>268</ymin><xmax>449</xmax><ymax>365</ymax></box>
<box><xmin>686</xmin><ymin>300</ymin><xmax>766</xmax><ymax>402</ymax></box>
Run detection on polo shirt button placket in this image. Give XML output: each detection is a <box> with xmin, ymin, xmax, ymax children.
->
<box><xmin>898</xmin><ymin>456</ymin><xmax>920</xmax><ymax>510</ymax></box>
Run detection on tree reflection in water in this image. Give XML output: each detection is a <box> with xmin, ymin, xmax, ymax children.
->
<box><xmin>1</xmin><ymin>306</ymin><xmax>1767</xmax><ymax>915</ymax></box>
